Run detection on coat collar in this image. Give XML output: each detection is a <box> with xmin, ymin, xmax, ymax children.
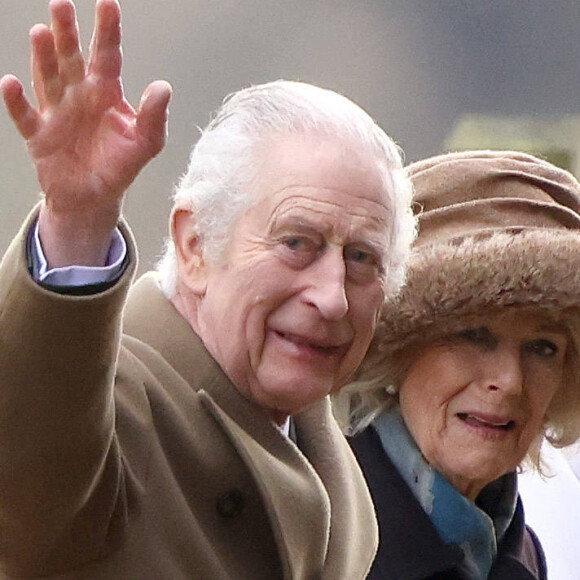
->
<box><xmin>122</xmin><ymin>273</ymin><xmax>376</xmax><ymax>580</ymax></box>
<box><xmin>349</xmin><ymin>427</ymin><xmax>544</xmax><ymax>580</ymax></box>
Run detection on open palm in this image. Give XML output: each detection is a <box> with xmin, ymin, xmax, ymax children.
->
<box><xmin>0</xmin><ymin>0</ymin><xmax>171</xmax><ymax>265</ymax></box>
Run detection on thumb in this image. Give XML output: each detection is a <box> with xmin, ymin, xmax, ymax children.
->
<box><xmin>136</xmin><ymin>79</ymin><xmax>172</xmax><ymax>157</ymax></box>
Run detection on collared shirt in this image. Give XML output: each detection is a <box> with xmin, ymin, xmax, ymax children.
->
<box><xmin>30</xmin><ymin>221</ymin><xmax>126</xmax><ymax>287</ymax></box>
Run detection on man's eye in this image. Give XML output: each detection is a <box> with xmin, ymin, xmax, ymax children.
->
<box><xmin>282</xmin><ymin>236</ymin><xmax>318</xmax><ymax>253</ymax></box>
<box><xmin>344</xmin><ymin>246</ymin><xmax>383</xmax><ymax>283</ymax></box>
<box><xmin>348</xmin><ymin>249</ymin><xmax>372</xmax><ymax>264</ymax></box>
<box><xmin>278</xmin><ymin>236</ymin><xmax>320</xmax><ymax>268</ymax></box>
<box><xmin>344</xmin><ymin>246</ymin><xmax>378</xmax><ymax>265</ymax></box>
<box><xmin>525</xmin><ymin>339</ymin><xmax>558</xmax><ymax>357</ymax></box>
<box><xmin>283</xmin><ymin>237</ymin><xmax>306</xmax><ymax>250</ymax></box>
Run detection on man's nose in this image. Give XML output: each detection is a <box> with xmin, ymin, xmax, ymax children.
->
<box><xmin>302</xmin><ymin>248</ymin><xmax>348</xmax><ymax>321</ymax></box>
<box><xmin>482</xmin><ymin>347</ymin><xmax>524</xmax><ymax>395</ymax></box>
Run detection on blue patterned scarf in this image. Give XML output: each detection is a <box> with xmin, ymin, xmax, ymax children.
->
<box><xmin>373</xmin><ymin>407</ymin><xmax>517</xmax><ymax>580</ymax></box>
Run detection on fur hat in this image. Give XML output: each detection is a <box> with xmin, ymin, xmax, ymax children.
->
<box><xmin>340</xmin><ymin>150</ymin><xmax>580</xmax><ymax>452</ymax></box>
<box><xmin>365</xmin><ymin>150</ymin><xmax>580</xmax><ymax>379</ymax></box>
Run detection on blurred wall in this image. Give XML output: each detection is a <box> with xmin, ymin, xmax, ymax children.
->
<box><xmin>3</xmin><ymin>0</ymin><xmax>580</xmax><ymax>272</ymax></box>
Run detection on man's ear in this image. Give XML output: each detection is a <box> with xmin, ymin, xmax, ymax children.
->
<box><xmin>172</xmin><ymin>208</ymin><xmax>208</xmax><ymax>295</ymax></box>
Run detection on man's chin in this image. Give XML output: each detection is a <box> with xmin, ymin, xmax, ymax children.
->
<box><xmin>252</xmin><ymin>377</ymin><xmax>335</xmax><ymax>418</ymax></box>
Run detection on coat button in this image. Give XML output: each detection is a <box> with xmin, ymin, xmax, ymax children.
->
<box><xmin>216</xmin><ymin>488</ymin><xmax>245</xmax><ymax>518</ymax></box>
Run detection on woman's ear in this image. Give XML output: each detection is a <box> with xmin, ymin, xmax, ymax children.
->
<box><xmin>171</xmin><ymin>207</ymin><xmax>208</xmax><ymax>295</ymax></box>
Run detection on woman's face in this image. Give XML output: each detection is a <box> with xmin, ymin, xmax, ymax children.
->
<box><xmin>398</xmin><ymin>309</ymin><xmax>568</xmax><ymax>500</ymax></box>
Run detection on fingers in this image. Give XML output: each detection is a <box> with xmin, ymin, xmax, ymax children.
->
<box><xmin>0</xmin><ymin>75</ymin><xmax>40</xmax><ymax>140</ymax></box>
<box><xmin>49</xmin><ymin>0</ymin><xmax>85</xmax><ymax>84</ymax></box>
<box><xmin>136</xmin><ymin>80</ymin><xmax>173</xmax><ymax>156</ymax></box>
<box><xmin>30</xmin><ymin>0</ymin><xmax>85</xmax><ymax>108</ymax></box>
<box><xmin>87</xmin><ymin>0</ymin><xmax>122</xmax><ymax>80</ymax></box>
<box><xmin>30</xmin><ymin>23</ymin><xmax>61</xmax><ymax>108</ymax></box>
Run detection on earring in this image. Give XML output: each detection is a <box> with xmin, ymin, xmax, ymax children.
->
<box><xmin>385</xmin><ymin>384</ymin><xmax>397</xmax><ymax>395</ymax></box>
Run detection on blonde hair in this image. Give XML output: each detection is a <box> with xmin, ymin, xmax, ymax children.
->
<box><xmin>335</xmin><ymin>305</ymin><xmax>580</xmax><ymax>473</ymax></box>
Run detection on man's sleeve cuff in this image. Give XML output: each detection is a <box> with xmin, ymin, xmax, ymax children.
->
<box><xmin>29</xmin><ymin>219</ymin><xmax>128</xmax><ymax>288</ymax></box>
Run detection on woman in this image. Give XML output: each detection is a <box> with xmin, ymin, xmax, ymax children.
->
<box><xmin>337</xmin><ymin>150</ymin><xmax>580</xmax><ymax>580</ymax></box>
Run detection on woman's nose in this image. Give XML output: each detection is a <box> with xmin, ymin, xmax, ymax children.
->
<box><xmin>482</xmin><ymin>348</ymin><xmax>524</xmax><ymax>395</ymax></box>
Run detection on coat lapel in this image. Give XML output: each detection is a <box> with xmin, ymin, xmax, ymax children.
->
<box><xmin>349</xmin><ymin>427</ymin><xmax>462</xmax><ymax>579</ymax></box>
<box><xmin>350</xmin><ymin>427</ymin><xmax>546</xmax><ymax>580</ymax></box>
<box><xmin>489</xmin><ymin>500</ymin><xmax>547</xmax><ymax>579</ymax></box>
<box><xmin>295</xmin><ymin>402</ymin><xmax>379</xmax><ymax>579</ymax></box>
<box><xmin>124</xmin><ymin>273</ymin><xmax>332</xmax><ymax>580</ymax></box>
<box><xmin>201</xmin><ymin>394</ymin><xmax>330</xmax><ymax>580</ymax></box>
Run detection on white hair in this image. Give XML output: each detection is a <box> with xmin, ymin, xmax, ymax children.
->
<box><xmin>156</xmin><ymin>79</ymin><xmax>416</xmax><ymax>298</ymax></box>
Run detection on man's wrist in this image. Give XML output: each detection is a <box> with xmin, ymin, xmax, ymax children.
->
<box><xmin>29</xmin><ymin>218</ymin><xmax>128</xmax><ymax>290</ymax></box>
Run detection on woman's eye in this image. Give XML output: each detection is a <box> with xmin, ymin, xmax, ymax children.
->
<box><xmin>526</xmin><ymin>339</ymin><xmax>558</xmax><ymax>357</ymax></box>
<box><xmin>458</xmin><ymin>327</ymin><xmax>491</xmax><ymax>344</ymax></box>
<box><xmin>449</xmin><ymin>327</ymin><xmax>498</xmax><ymax>350</ymax></box>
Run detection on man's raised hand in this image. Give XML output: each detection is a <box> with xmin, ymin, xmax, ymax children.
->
<box><xmin>0</xmin><ymin>0</ymin><xmax>172</xmax><ymax>267</ymax></box>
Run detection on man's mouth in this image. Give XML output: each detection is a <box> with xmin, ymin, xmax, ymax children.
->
<box><xmin>457</xmin><ymin>413</ymin><xmax>515</xmax><ymax>431</ymax></box>
<box><xmin>275</xmin><ymin>331</ymin><xmax>345</xmax><ymax>355</ymax></box>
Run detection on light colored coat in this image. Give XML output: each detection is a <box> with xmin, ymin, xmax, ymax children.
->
<box><xmin>0</xmin><ymin>211</ymin><xmax>378</xmax><ymax>579</ymax></box>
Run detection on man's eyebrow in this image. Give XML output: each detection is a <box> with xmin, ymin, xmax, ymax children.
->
<box><xmin>276</xmin><ymin>216</ymin><xmax>317</xmax><ymax>228</ymax></box>
<box><xmin>270</xmin><ymin>208</ymin><xmax>390</xmax><ymax>253</ymax></box>
<box><xmin>269</xmin><ymin>215</ymin><xmax>324</xmax><ymax>234</ymax></box>
<box><xmin>360</xmin><ymin>239</ymin><xmax>388</xmax><ymax>257</ymax></box>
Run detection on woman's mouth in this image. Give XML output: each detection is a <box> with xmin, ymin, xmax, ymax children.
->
<box><xmin>457</xmin><ymin>412</ymin><xmax>515</xmax><ymax>431</ymax></box>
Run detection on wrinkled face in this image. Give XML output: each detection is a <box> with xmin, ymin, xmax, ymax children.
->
<box><xmin>398</xmin><ymin>309</ymin><xmax>567</xmax><ymax>499</ymax></box>
<box><xmin>191</xmin><ymin>134</ymin><xmax>393</xmax><ymax>422</ymax></box>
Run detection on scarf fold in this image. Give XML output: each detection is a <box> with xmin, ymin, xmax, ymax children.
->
<box><xmin>373</xmin><ymin>407</ymin><xmax>517</xmax><ymax>580</ymax></box>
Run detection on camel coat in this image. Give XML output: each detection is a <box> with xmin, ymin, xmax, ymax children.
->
<box><xmin>0</xmin><ymin>211</ymin><xmax>378</xmax><ymax>579</ymax></box>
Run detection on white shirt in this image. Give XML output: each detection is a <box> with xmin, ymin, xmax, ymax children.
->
<box><xmin>32</xmin><ymin>222</ymin><xmax>126</xmax><ymax>286</ymax></box>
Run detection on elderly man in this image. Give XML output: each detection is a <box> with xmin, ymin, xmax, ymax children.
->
<box><xmin>0</xmin><ymin>0</ymin><xmax>415</xmax><ymax>578</ymax></box>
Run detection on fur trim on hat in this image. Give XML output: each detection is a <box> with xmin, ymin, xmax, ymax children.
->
<box><xmin>372</xmin><ymin>227</ymin><xmax>580</xmax><ymax>357</ymax></box>
<box><xmin>339</xmin><ymin>151</ymin><xmax>580</xmax><ymax>462</ymax></box>
<box><xmin>347</xmin><ymin>226</ymin><xmax>580</xmax><ymax>454</ymax></box>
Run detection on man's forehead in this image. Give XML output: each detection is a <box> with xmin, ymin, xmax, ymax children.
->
<box><xmin>264</xmin><ymin>194</ymin><xmax>392</xmax><ymax>246</ymax></box>
<box><xmin>270</xmin><ymin>190</ymin><xmax>391</xmax><ymax>219</ymax></box>
<box><xmin>252</xmin><ymin>133</ymin><xmax>391</xmax><ymax>198</ymax></box>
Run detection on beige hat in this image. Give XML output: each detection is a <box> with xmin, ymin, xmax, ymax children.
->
<box><xmin>349</xmin><ymin>150</ymin><xmax>580</xmax><ymax>449</ymax></box>
<box><xmin>371</xmin><ymin>149</ymin><xmax>580</xmax><ymax>358</ymax></box>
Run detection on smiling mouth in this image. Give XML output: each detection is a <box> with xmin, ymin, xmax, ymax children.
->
<box><xmin>457</xmin><ymin>413</ymin><xmax>516</xmax><ymax>431</ymax></box>
<box><xmin>276</xmin><ymin>331</ymin><xmax>344</xmax><ymax>356</ymax></box>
